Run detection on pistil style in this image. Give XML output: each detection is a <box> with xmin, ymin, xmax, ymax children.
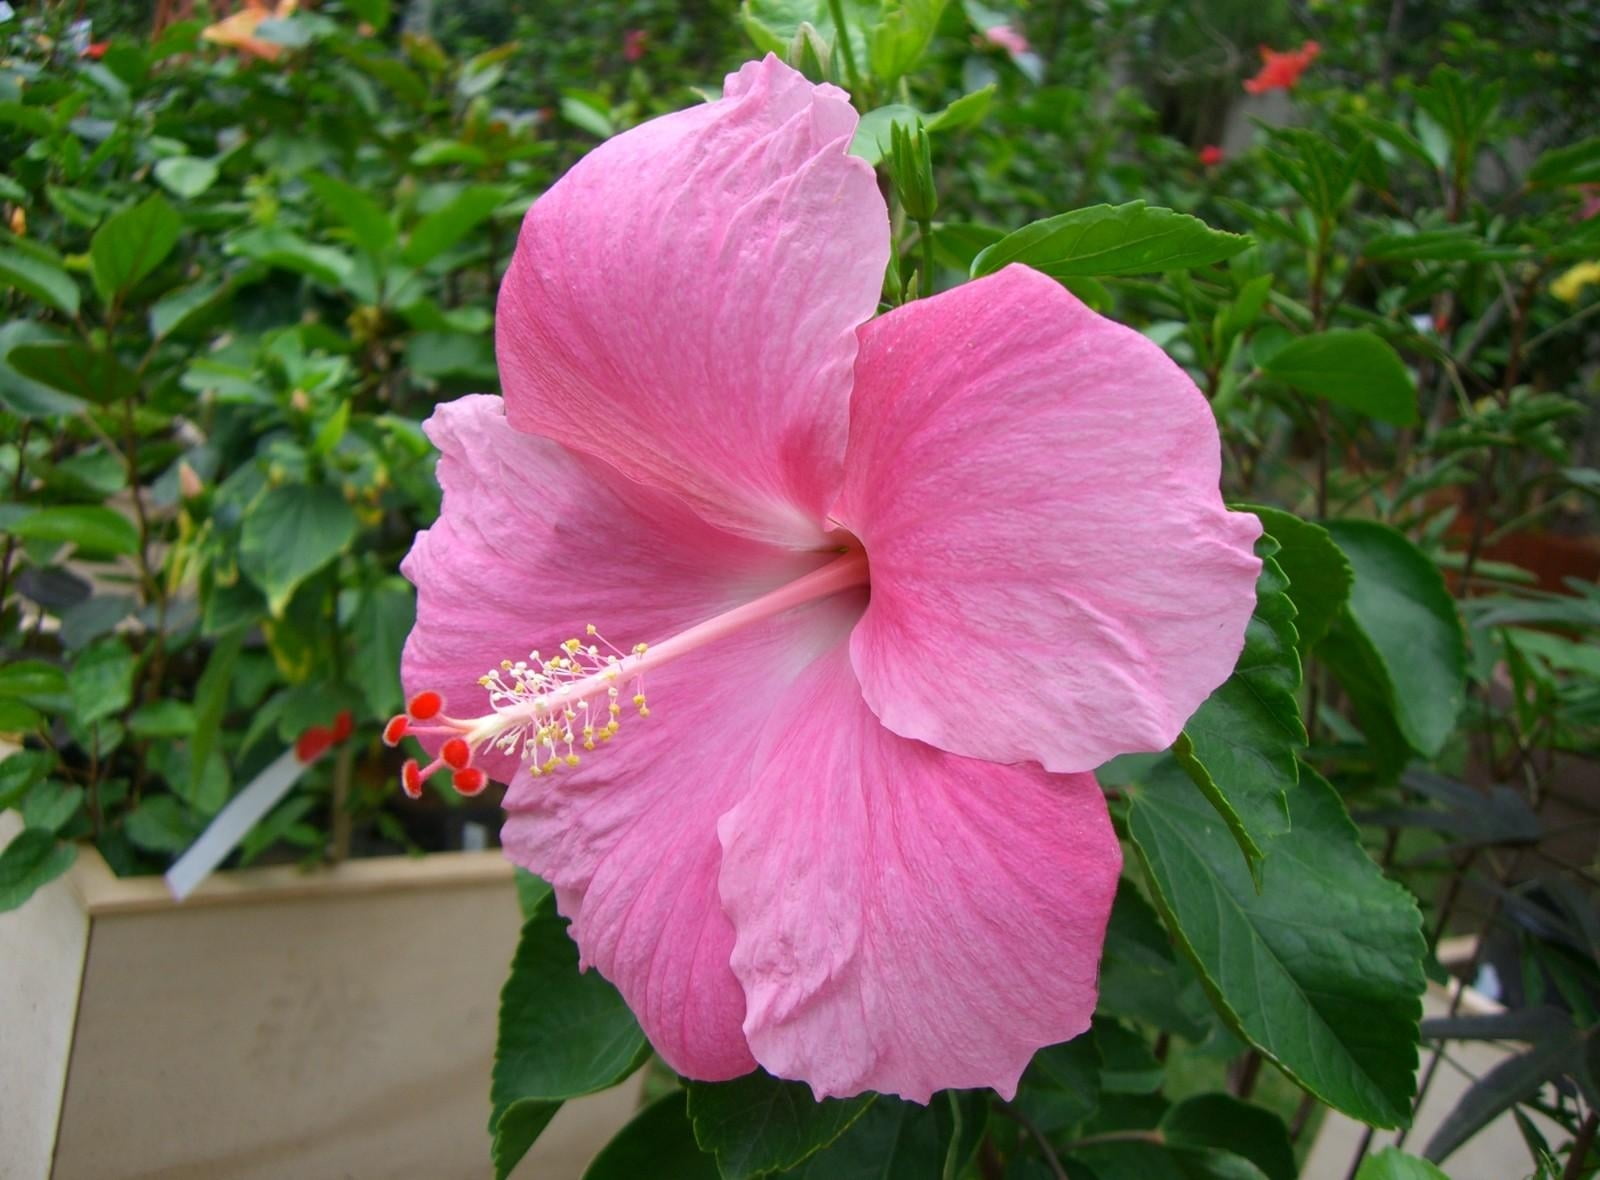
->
<box><xmin>390</xmin><ymin>549</ymin><xmax>868</xmax><ymax>797</ymax></box>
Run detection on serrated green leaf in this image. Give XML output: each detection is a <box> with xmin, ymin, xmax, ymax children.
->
<box><xmin>90</xmin><ymin>193</ymin><xmax>182</xmax><ymax>303</ymax></box>
<box><xmin>688</xmin><ymin>1072</ymin><xmax>875</xmax><ymax>1179</ymax></box>
<box><xmin>0</xmin><ymin>321</ymin><xmax>87</xmax><ymax>417</ymax></box>
<box><xmin>149</xmin><ymin>276</ymin><xmax>232</xmax><ymax>340</ymax></box>
<box><xmin>0</xmin><ymin>248</ymin><xmax>80</xmax><ymax>316</ymax></box>
<box><xmin>489</xmin><ymin>896</ymin><xmax>649</xmax><ymax>1178</ymax></box>
<box><xmin>1160</xmin><ymin>1094</ymin><xmax>1295</xmax><ymax>1180</ymax></box>
<box><xmin>585</xmin><ymin>1091</ymin><xmax>718</xmax><ymax>1180</ymax></box>
<box><xmin>1323</xmin><ymin>521</ymin><xmax>1466</xmax><ymax>758</ymax></box>
<box><xmin>1129</xmin><ymin>762</ymin><xmax>1425</xmax><ymax>1128</ymax></box>
<box><xmin>786</xmin><ymin>1090</ymin><xmax>987</xmax><ymax>1179</ymax></box>
<box><xmin>22</xmin><ymin>782</ymin><xmax>83</xmax><ymax>834</ymax></box>
<box><xmin>1260</xmin><ymin>330</ymin><xmax>1418</xmax><ymax>426</ymax></box>
<box><xmin>0</xmin><ymin>750</ymin><xmax>53</xmax><ymax>810</ymax></box>
<box><xmin>973</xmin><ymin>201</ymin><xmax>1250</xmax><ymax>279</ymax></box>
<box><xmin>0</xmin><ymin>828</ymin><xmax>76</xmax><ymax>912</ymax></box>
<box><xmin>227</xmin><ymin>227</ymin><xmax>354</xmax><ymax>287</ymax></box>
<box><xmin>1174</xmin><ymin>537</ymin><xmax>1302</xmax><ymax>877</ymax></box>
<box><xmin>350</xmin><ymin>578</ymin><xmax>412</xmax><ymax>718</ymax></box>
<box><xmin>238</xmin><ymin>484</ymin><xmax>358</xmax><ymax>615</ymax></box>
<box><xmin>127</xmin><ymin>699</ymin><xmax>195</xmax><ymax>738</ymax></box>
<box><xmin>1246</xmin><ymin>505</ymin><xmax>1353</xmax><ymax>650</ymax></box>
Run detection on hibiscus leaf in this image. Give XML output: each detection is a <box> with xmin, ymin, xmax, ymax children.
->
<box><xmin>238</xmin><ymin>484</ymin><xmax>358</xmax><ymax>616</ymax></box>
<box><xmin>0</xmin><ymin>827</ymin><xmax>77</xmax><ymax>912</ymax></box>
<box><xmin>585</xmin><ymin>1091</ymin><xmax>719</xmax><ymax>1179</ymax></box>
<box><xmin>971</xmin><ymin>200</ymin><xmax>1251</xmax><ymax>279</ymax></box>
<box><xmin>89</xmin><ymin>193</ymin><xmax>183</xmax><ymax>304</ymax></box>
<box><xmin>1128</xmin><ymin>760</ymin><xmax>1426</xmax><ymax>1128</ymax></box>
<box><xmin>1160</xmin><ymin>1093</ymin><xmax>1296</xmax><ymax>1180</ymax></box>
<box><xmin>490</xmin><ymin>894</ymin><xmax>650</xmax><ymax>1177</ymax></box>
<box><xmin>1355</xmin><ymin>1147</ymin><xmax>1451</xmax><ymax>1180</ymax></box>
<box><xmin>1244</xmin><ymin>506</ymin><xmax>1353</xmax><ymax>651</ymax></box>
<box><xmin>781</xmin><ymin>1090</ymin><xmax>987</xmax><ymax>1179</ymax></box>
<box><xmin>1172</xmin><ymin>536</ymin><xmax>1302</xmax><ymax>881</ymax></box>
<box><xmin>1259</xmin><ymin>330</ymin><xmax>1419</xmax><ymax>426</ymax></box>
<box><xmin>687</xmin><ymin>1071</ymin><xmax>875</xmax><ymax>1178</ymax></box>
<box><xmin>1320</xmin><ymin>521</ymin><xmax>1466</xmax><ymax>759</ymax></box>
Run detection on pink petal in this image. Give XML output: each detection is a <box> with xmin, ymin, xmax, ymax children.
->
<box><xmin>496</xmin><ymin>55</ymin><xmax>888</xmax><ymax>547</ymax></box>
<box><xmin>718</xmin><ymin>647</ymin><xmax>1120</xmax><ymax>1102</ymax></box>
<box><xmin>834</xmin><ymin>264</ymin><xmax>1262</xmax><ymax>772</ymax></box>
<box><xmin>502</xmin><ymin>590</ymin><xmax>857</xmax><ymax>1081</ymax></box>
<box><xmin>401</xmin><ymin>394</ymin><xmax>852</xmax><ymax>1078</ymax></box>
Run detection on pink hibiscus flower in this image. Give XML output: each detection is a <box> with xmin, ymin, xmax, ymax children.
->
<box><xmin>392</xmin><ymin>56</ymin><xmax>1261</xmax><ymax>1102</ymax></box>
<box><xmin>981</xmin><ymin>23</ymin><xmax>1031</xmax><ymax>55</ymax></box>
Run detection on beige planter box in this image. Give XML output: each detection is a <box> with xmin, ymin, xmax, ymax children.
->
<box><xmin>0</xmin><ymin>813</ymin><xmax>638</xmax><ymax>1180</ymax></box>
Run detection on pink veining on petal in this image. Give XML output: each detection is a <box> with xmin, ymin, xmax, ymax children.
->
<box><xmin>719</xmin><ymin>646</ymin><xmax>1121</xmax><ymax>1102</ymax></box>
<box><xmin>835</xmin><ymin>264</ymin><xmax>1261</xmax><ymax>773</ymax></box>
<box><xmin>495</xmin><ymin>54</ymin><xmax>888</xmax><ymax>548</ymax></box>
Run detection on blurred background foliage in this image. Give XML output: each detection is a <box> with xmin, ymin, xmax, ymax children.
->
<box><xmin>3</xmin><ymin>0</ymin><xmax>1599</xmax><ymax>1176</ymax></box>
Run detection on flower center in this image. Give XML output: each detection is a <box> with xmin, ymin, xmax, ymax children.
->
<box><xmin>388</xmin><ymin>549</ymin><xmax>868</xmax><ymax>797</ymax></box>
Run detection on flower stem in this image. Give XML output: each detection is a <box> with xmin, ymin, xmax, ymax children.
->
<box><xmin>827</xmin><ymin>0</ymin><xmax>864</xmax><ymax>97</ymax></box>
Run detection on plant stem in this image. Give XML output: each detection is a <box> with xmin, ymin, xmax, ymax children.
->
<box><xmin>1565</xmin><ymin>1110</ymin><xmax>1598</xmax><ymax>1180</ymax></box>
<box><xmin>826</xmin><ymin>0</ymin><xmax>863</xmax><ymax>97</ymax></box>
<box><xmin>0</xmin><ymin>420</ymin><xmax>32</xmax><ymax>619</ymax></box>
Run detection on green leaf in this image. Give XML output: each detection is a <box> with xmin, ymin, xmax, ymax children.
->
<box><xmin>1129</xmin><ymin>762</ymin><xmax>1425</xmax><ymax>1128</ymax></box>
<box><xmin>1246</xmin><ymin>506</ymin><xmax>1353</xmax><ymax>650</ymax></box>
<box><xmin>559</xmin><ymin>95</ymin><xmax>615</xmax><ymax>139</ymax></box>
<box><xmin>125</xmin><ymin>795</ymin><xmax>199</xmax><ymax>854</ymax></box>
<box><xmin>23</xmin><ymin>782</ymin><xmax>84</xmax><ymax>834</ymax></box>
<box><xmin>127</xmin><ymin>699</ymin><xmax>196</xmax><ymax>738</ymax></box>
<box><xmin>491</xmin><ymin>1101</ymin><xmax>562</xmax><ymax>1180</ymax></box>
<box><xmin>238</xmin><ymin>484</ymin><xmax>358</xmax><ymax>615</ymax></box>
<box><xmin>402</xmin><ymin>184</ymin><xmax>509</xmax><ymax>268</ymax></box>
<box><xmin>7</xmin><ymin>505</ymin><xmax>140</xmax><ymax>556</ymax></box>
<box><xmin>490</xmin><ymin>895</ymin><xmax>649</xmax><ymax>1177</ymax></box>
<box><xmin>850</xmin><ymin>104</ymin><xmax>921</xmax><ymax>164</ymax></box>
<box><xmin>90</xmin><ymin>194</ymin><xmax>183</xmax><ymax>304</ymax></box>
<box><xmin>1014</xmin><ymin>1037</ymin><xmax>1100</xmax><ymax>1135</ymax></box>
<box><xmin>1323</xmin><ymin>521</ymin><xmax>1466</xmax><ymax>758</ymax></box>
<box><xmin>1259</xmin><ymin>331</ymin><xmax>1418</xmax><ymax>426</ymax></box>
<box><xmin>688</xmin><ymin>1072</ymin><xmax>875</xmax><ymax>1178</ymax></box>
<box><xmin>0</xmin><ymin>248</ymin><xmax>80</xmax><ymax>317</ymax></box>
<box><xmin>0</xmin><ymin>750</ymin><xmax>53</xmax><ymax>810</ymax></box>
<box><xmin>304</xmin><ymin>172</ymin><xmax>397</xmax><ymax>259</ymax></box>
<box><xmin>0</xmin><ymin>321</ymin><xmax>87</xmax><ymax>417</ymax></box>
<box><xmin>1363</xmin><ymin>227</ymin><xmax>1520</xmax><ymax>263</ymax></box>
<box><xmin>150</xmin><ymin>276</ymin><xmax>232</xmax><ymax>339</ymax></box>
<box><xmin>188</xmin><ymin>631</ymin><xmax>241</xmax><ymax>802</ymax></box>
<box><xmin>0</xmin><ymin>659</ymin><xmax>68</xmax><ymax>707</ymax></box>
<box><xmin>1355</xmin><ymin>1148</ymin><xmax>1451</xmax><ymax>1180</ymax></box>
<box><xmin>972</xmin><ymin>201</ymin><xmax>1250</xmax><ymax>279</ymax></box>
<box><xmin>1160</xmin><ymin>1094</ymin><xmax>1295</xmax><ymax>1180</ymax></box>
<box><xmin>9</xmin><ymin>342</ymin><xmax>138</xmax><ymax>405</ymax></box>
<box><xmin>153</xmin><ymin>156</ymin><xmax>220</xmax><ymax>199</ymax></box>
<box><xmin>585</xmin><ymin>1092</ymin><xmax>718</xmax><ymax>1180</ymax></box>
<box><xmin>0</xmin><ymin>828</ymin><xmax>76</xmax><ymax>912</ymax></box>
<box><xmin>228</xmin><ymin>227</ymin><xmax>354</xmax><ymax>287</ymax></box>
<box><xmin>1528</xmin><ymin>136</ymin><xmax>1600</xmax><ymax>187</ymax></box>
<box><xmin>867</xmin><ymin>0</ymin><xmax>947</xmax><ymax>83</ymax></box>
<box><xmin>1173</xmin><ymin>537</ymin><xmax>1301</xmax><ymax>877</ymax></box>
<box><xmin>786</xmin><ymin>1091</ymin><xmax>987</xmax><ymax>1179</ymax></box>
<box><xmin>350</xmin><ymin>578</ymin><xmax>413</xmax><ymax>717</ymax></box>
<box><xmin>1098</xmin><ymin>886</ymin><xmax>1214</xmax><ymax>1041</ymax></box>
<box><xmin>69</xmin><ymin>638</ymin><xmax>136</xmax><ymax>727</ymax></box>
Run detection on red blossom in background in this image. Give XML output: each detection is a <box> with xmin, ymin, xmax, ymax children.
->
<box><xmin>1578</xmin><ymin>184</ymin><xmax>1600</xmax><ymax>221</ymax></box>
<box><xmin>83</xmin><ymin>40</ymin><xmax>110</xmax><ymax>60</ymax></box>
<box><xmin>1198</xmin><ymin>144</ymin><xmax>1225</xmax><ymax>168</ymax></box>
<box><xmin>1243</xmin><ymin>40</ymin><xmax>1320</xmax><ymax>95</ymax></box>
<box><xmin>623</xmin><ymin>29</ymin><xmax>648</xmax><ymax>63</ymax></box>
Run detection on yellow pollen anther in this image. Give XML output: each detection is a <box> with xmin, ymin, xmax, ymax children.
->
<box><xmin>565</xmin><ymin>754</ymin><xmax>581</xmax><ymax>767</ymax></box>
<box><xmin>586</xmin><ymin>624</ymin><xmax>597</xmax><ymax>635</ymax></box>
